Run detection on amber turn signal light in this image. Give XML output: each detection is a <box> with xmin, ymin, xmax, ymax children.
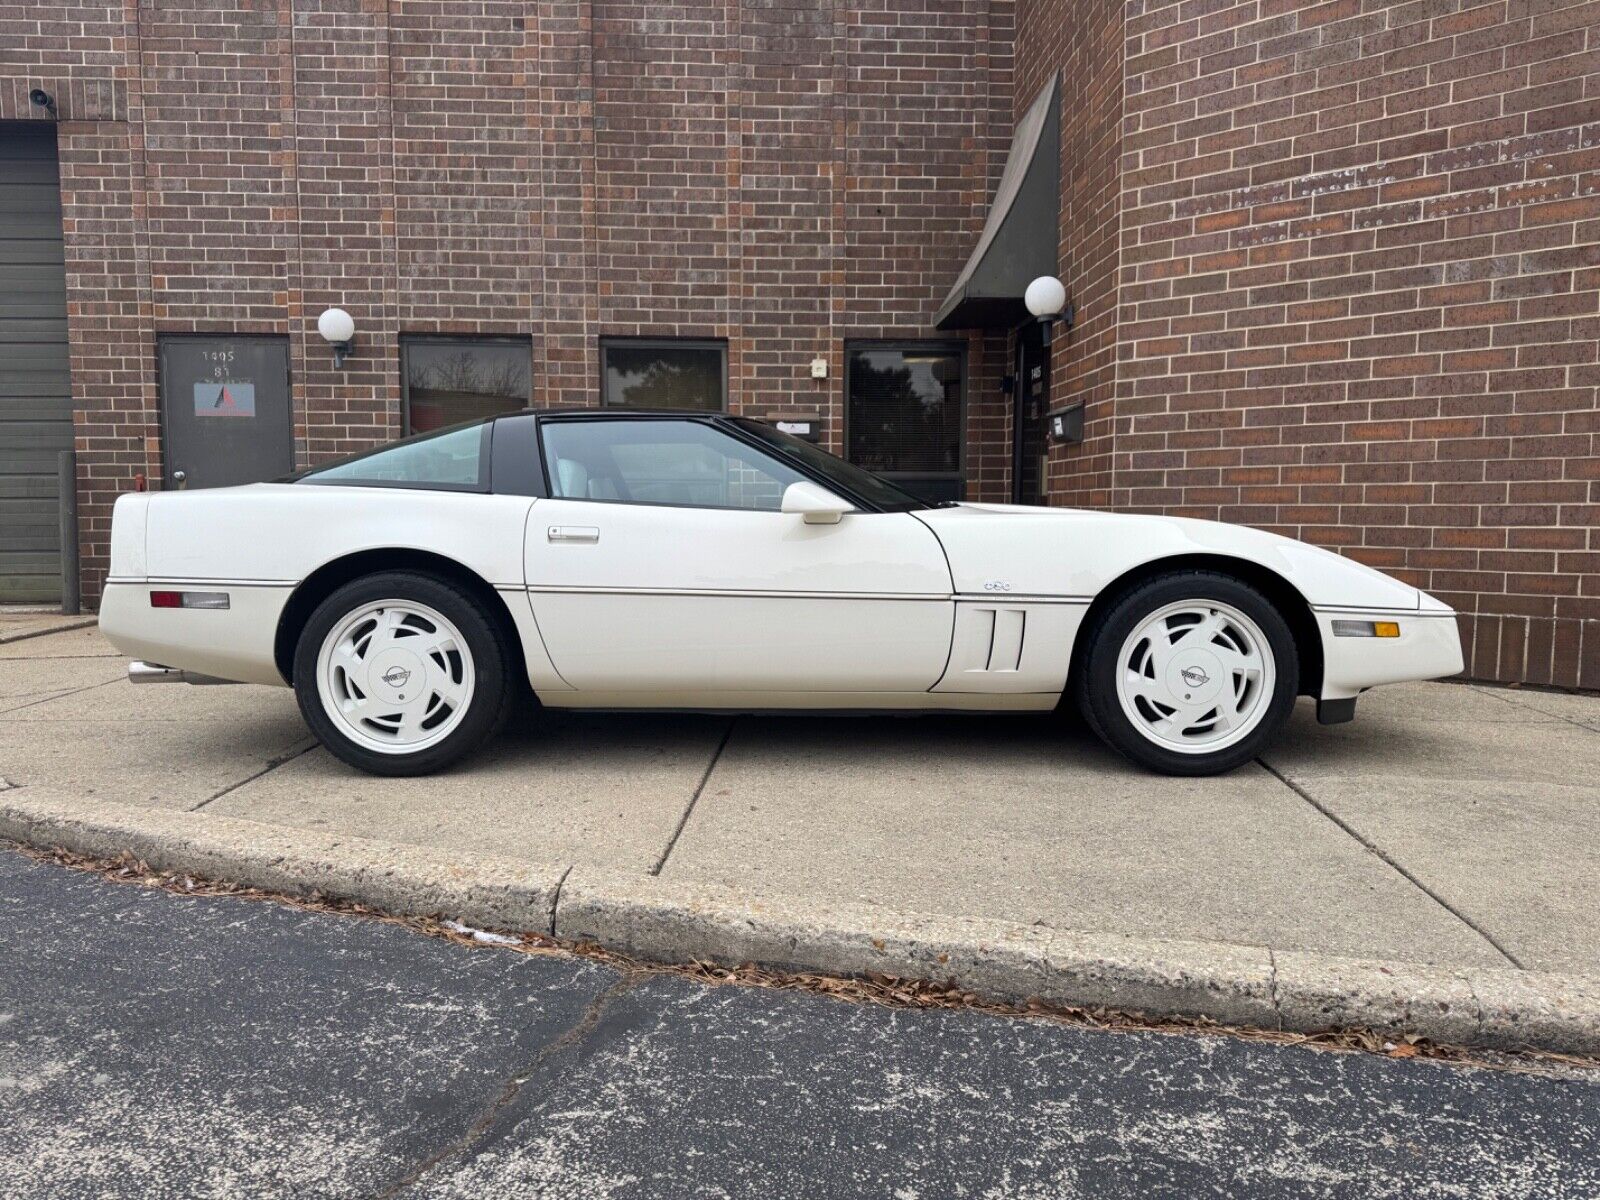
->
<box><xmin>1331</xmin><ymin>619</ymin><xmax>1401</xmax><ymax>638</ymax></box>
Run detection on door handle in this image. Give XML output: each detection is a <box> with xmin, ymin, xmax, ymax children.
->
<box><xmin>547</xmin><ymin>526</ymin><xmax>599</xmax><ymax>543</ymax></box>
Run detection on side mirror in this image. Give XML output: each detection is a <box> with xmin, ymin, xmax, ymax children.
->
<box><xmin>780</xmin><ymin>481</ymin><xmax>851</xmax><ymax>525</ymax></box>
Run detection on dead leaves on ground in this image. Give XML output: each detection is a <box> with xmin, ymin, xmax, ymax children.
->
<box><xmin>8</xmin><ymin>839</ymin><xmax>1596</xmax><ymax>1078</ymax></box>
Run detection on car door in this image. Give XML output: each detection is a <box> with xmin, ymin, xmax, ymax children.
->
<box><xmin>523</xmin><ymin>416</ymin><xmax>954</xmax><ymax>695</ymax></box>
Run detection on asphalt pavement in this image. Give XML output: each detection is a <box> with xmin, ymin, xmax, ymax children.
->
<box><xmin>2</xmin><ymin>847</ymin><xmax>1597</xmax><ymax>1199</ymax></box>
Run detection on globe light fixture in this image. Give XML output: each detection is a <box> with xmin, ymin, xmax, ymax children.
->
<box><xmin>317</xmin><ymin>307</ymin><xmax>356</xmax><ymax>368</ymax></box>
<box><xmin>1024</xmin><ymin>275</ymin><xmax>1066</xmax><ymax>320</ymax></box>
<box><xmin>1025</xmin><ymin>275</ymin><xmax>1070</xmax><ymax>344</ymax></box>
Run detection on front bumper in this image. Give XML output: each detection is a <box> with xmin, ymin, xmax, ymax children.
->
<box><xmin>1316</xmin><ymin>597</ymin><xmax>1464</xmax><ymax>704</ymax></box>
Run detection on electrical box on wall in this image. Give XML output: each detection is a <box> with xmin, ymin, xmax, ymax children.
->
<box><xmin>810</xmin><ymin>357</ymin><xmax>828</xmax><ymax>379</ymax></box>
<box><xmin>773</xmin><ymin>415</ymin><xmax>823</xmax><ymax>443</ymax></box>
<box><xmin>1046</xmin><ymin>403</ymin><xmax>1084</xmax><ymax>445</ymax></box>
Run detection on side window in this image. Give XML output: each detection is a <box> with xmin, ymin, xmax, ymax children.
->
<box><xmin>300</xmin><ymin>421</ymin><xmax>489</xmax><ymax>490</ymax></box>
<box><xmin>540</xmin><ymin>420</ymin><xmax>808</xmax><ymax>511</ymax></box>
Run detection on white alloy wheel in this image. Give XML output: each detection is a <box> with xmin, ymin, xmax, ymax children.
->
<box><xmin>315</xmin><ymin>599</ymin><xmax>477</xmax><ymax>756</ymax></box>
<box><xmin>1113</xmin><ymin>599</ymin><xmax>1275</xmax><ymax>755</ymax></box>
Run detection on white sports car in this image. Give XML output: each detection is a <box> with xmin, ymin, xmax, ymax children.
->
<box><xmin>101</xmin><ymin>410</ymin><xmax>1463</xmax><ymax>777</ymax></box>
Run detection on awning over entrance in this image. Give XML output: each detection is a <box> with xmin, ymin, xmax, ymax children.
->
<box><xmin>934</xmin><ymin>74</ymin><xmax>1061</xmax><ymax>331</ymax></box>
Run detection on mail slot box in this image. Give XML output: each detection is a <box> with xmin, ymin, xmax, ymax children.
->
<box><xmin>1046</xmin><ymin>403</ymin><xmax>1084</xmax><ymax>444</ymax></box>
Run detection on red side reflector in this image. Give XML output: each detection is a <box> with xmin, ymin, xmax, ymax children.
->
<box><xmin>150</xmin><ymin>591</ymin><xmax>182</xmax><ymax>608</ymax></box>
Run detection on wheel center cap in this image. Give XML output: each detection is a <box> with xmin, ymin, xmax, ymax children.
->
<box><xmin>369</xmin><ymin>648</ymin><xmax>425</xmax><ymax>704</ymax></box>
<box><xmin>1168</xmin><ymin>649</ymin><xmax>1225</xmax><ymax>705</ymax></box>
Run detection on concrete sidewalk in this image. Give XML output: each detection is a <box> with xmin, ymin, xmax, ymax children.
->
<box><xmin>4</xmin><ymin>623</ymin><xmax>1599</xmax><ymax>1047</ymax></box>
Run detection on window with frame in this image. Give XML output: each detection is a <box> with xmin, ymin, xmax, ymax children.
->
<box><xmin>540</xmin><ymin>419</ymin><xmax>809</xmax><ymax>511</ymax></box>
<box><xmin>402</xmin><ymin>337</ymin><xmax>531</xmax><ymax>434</ymax></box>
<box><xmin>601</xmin><ymin>339</ymin><xmax>726</xmax><ymax>412</ymax></box>
<box><xmin>299</xmin><ymin>421</ymin><xmax>490</xmax><ymax>491</ymax></box>
<box><xmin>845</xmin><ymin>344</ymin><xmax>965</xmax><ymax>503</ymax></box>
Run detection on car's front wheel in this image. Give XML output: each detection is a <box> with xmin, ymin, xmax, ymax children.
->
<box><xmin>1076</xmin><ymin>571</ymin><xmax>1298</xmax><ymax>776</ymax></box>
<box><xmin>293</xmin><ymin>571</ymin><xmax>514</xmax><ymax>776</ymax></box>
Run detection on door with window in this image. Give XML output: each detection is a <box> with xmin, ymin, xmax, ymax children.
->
<box><xmin>159</xmin><ymin>336</ymin><xmax>293</xmax><ymax>490</ymax></box>
<box><xmin>523</xmin><ymin>417</ymin><xmax>953</xmax><ymax>694</ymax></box>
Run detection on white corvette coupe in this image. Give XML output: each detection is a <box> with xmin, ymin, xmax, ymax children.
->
<box><xmin>101</xmin><ymin>410</ymin><xmax>1463</xmax><ymax>777</ymax></box>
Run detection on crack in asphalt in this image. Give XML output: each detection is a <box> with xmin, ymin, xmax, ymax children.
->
<box><xmin>369</xmin><ymin>971</ymin><xmax>643</xmax><ymax>1199</ymax></box>
<box><xmin>188</xmin><ymin>740</ymin><xmax>319</xmax><ymax>812</ymax></box>
<box><xmin>650</xmin><ymin>716</ymin><xmax>737</xmax><ymax>876</ymax></box>
<box><xmin>1256</xmin><ymin>757</ymin><xmax>1525</xmax><ymax>969</ymax></box>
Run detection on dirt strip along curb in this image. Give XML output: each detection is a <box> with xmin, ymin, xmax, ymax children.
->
<box><xmin>2</xmin><ymin>789</ymin><xmax>1596</xmax><ymax>1055</ymax></box>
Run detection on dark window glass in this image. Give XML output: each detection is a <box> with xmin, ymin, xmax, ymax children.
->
<box><xmin>601</xmin><ymin>340</ymin><xmax>725</xmax><ymax>411</ymax></box>
<box><xmin>846</xmin><ymin>345</ymin><xmax>964</xmax><ymax>502</ymax></box>
<box><xmin>300</xmin><ymin>421</ymin><xmax>489</xmax><ymax>491</ymax></box>
<box><xmin>403</xmin><ymin>338</ymin><xmax>530</xmax><ymax>434</ymax></box>
<box><xmin>541</xmin><ymin>419</ymin><xmax>809</xmax><ymax>511</ymax></box>
<box><xmin>731</xmin><ymin>419</ymin><xmax>927</xmax><ymax>513</ymax></box>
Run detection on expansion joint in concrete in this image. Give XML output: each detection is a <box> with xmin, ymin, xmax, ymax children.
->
<box><xmin>1256</xmin><ymin>758</ymin><xmax>1524</xmax><ymax>969</ymax></box>
<box><xmin>189</xmin><ymin>740</ymin><xmax>317</xmax><ymax>812</ymax></box>
<box><xmin>650</xmin><ymin>716</ymin><xmax>736</xmax><ymax>877</ymax></box>
<box><xmin>548</xmin><ymin>863</ymin><xmax>575</xmax><ymax>938</ymax></box>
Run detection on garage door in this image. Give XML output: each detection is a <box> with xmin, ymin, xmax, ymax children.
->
<box><xmin>0</xmin><ymin>123</ymin><xmax>72</xmax><ymax>604</ymax></box>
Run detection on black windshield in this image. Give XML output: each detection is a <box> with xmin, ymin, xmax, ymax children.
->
<box><xmin>730</xmin><ymin>419</ymin><xmax>929</xmax><ymax>513</ymax></box>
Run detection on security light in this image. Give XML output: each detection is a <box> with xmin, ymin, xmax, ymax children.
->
<box><xmin>317</xmin><ymin>307</ymin><xmax>355</xmax><ymax>368</ymax></box>
<box><xmin>29</xmin><ymin>89</ymin><xmax>56</xmax><ymax>116</ymax></box>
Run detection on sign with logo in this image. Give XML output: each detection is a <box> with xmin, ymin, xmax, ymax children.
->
<box><xmin>193</xmin><ymin>381</ymin><xmax>256</xmax><ymax>418</ymax></box>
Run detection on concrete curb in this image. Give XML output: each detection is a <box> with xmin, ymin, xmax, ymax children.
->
<box><xmin>0</xmin><ymin>788</ymin><xmax>567</xmax><ymax>936</ymax></box>
<box><xmin>3</xmin><ymin>789</ymin><xmax>1597</xmax><ymax>1056</ymax></box>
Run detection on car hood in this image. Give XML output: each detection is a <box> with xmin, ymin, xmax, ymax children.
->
<box><xmin>915</xmin><ymin>502</ymin><xmax>1423</xmax><ymax>611</ymax></box>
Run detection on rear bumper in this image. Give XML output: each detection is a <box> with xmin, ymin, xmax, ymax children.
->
<box><xmin>99</xmin><ymin>581</ymin><xmax>292</xmax><ymax>687</ymax></box>
<box><xmin>1315</xmin><ymin>600</ymin><xmax>1464</xmax><ymax>703</ymax></box>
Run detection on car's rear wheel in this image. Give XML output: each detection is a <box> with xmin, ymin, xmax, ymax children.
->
<box><xmin>293</xmin><ymin>571</ymin><xmax>514</xmax><ymax>776</ymax></box>
<box><xmin>1076</xmin><ymin>571</ymin><xmax>1298</xmax><ymax>776</ymax></box>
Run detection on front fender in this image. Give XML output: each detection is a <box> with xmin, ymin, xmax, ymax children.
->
<box><xmin>915</xmin><ymin>505</ymin><xmax>1421</xmax><ymax>611</ymax></box>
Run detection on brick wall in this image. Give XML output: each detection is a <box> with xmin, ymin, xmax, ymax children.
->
<box><xmin>1017</xmin><ymin>0</ymin><xmax>1126</xmax><ymax>510</ymax></box>
<box><xmin>14</xmin><ymin>0</ymin><xmax>1595</xmax><ymax>689</ymax></box>
<box><xmin>2</xmin><ymin>0</ymin><xmax>1015</xmax><ymax>605</ymax></box>
<box><xmin>1022</xmin><ymin>0</ymin><xmax>1600</xmax><ymax>689</ymax></box>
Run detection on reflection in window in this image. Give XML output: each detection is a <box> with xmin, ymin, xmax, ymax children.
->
<box><xmin>301</xmin><ymin>422</ymin><xmax>488</xmax><ymax>490</ymax></box>
<box><xmin>541</xmin><ymin>419</ymin><xmax>807</xmax><ymax>510</ymax></box>
<box><xmin>846</xmin><ymin>345</ymin><xmax>963</xmax><ymax>503</ymax></box>
<box><xmin>403</xmin><ymin>338</ymin><xmax>530</xmax><ymax>433</ymax></box>
<box><xmin>601</xmin><ymin>340</ymin><xmax>726</xmax><ymax>411</ymax></box>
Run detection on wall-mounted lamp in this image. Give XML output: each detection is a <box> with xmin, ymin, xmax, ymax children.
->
<box><xmin>29</xmin><ymin>88</ymin><xmax>57</xmax><ymax>117</ymax></box>
<box><xmin>317</xmin><ymin>307</ymin><xmax>355</xmax><ymax>369</ymax></box>
<box><xmin>1025</xmin><ymin>275</ymin><xmax>1072</xmax><ymax>346</ymax></box>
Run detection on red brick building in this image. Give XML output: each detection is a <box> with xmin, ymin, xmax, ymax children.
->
<box><xmin>2</xmin><ymin>0</ymin><xmax>1597</xmax><ymax>688</ymax></box>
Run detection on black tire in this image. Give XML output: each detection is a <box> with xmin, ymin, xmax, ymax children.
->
<box><xmin>1074</xmin><ymin>570</ymin><xmax>1298</xmax><ymax>776</ymax></box>
<box><xmin>292</xmin><ymin>571</ymin><xmax>516</xmax><ymax>776</ymax></box>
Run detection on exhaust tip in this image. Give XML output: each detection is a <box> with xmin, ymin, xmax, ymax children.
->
<box><xmin>128</xmin><ymin>661</ymin><xmax>181</xmax><ymax>683</ymax></box>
